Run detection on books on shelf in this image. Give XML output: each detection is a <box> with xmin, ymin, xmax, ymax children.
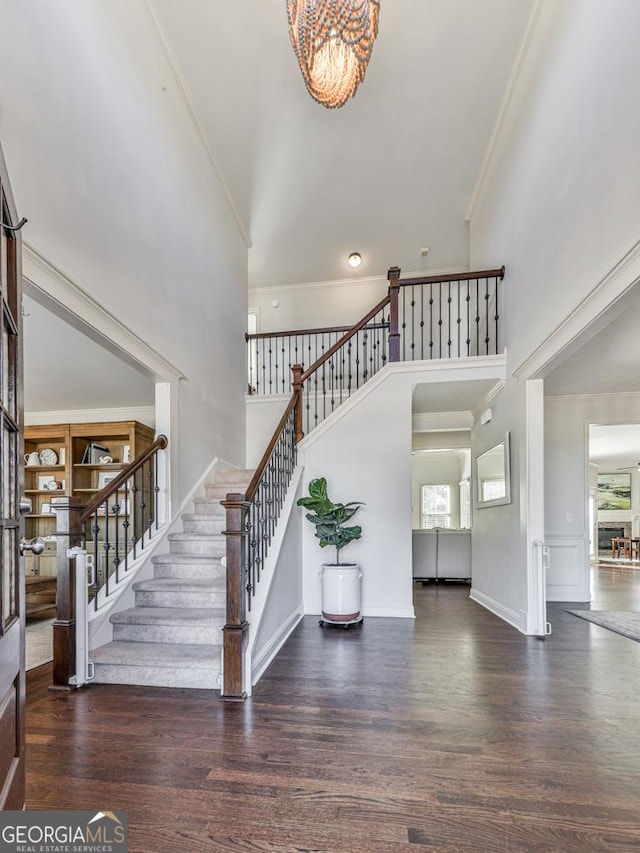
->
<box><xmin>81</xmin><ymin>443</ymin><xmax>110</xmax><ymax>464</ymax></box>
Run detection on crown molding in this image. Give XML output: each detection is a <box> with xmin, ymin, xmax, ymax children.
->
<box><xmin>23</xmin><ymin>241</ymin><xmax>184</xmax><ymax>384</ymax></box>
<box><xmin>546</xmin><ymin>390</ymin><xmax>640</xmax><ymax>404</ymax></box>
<box><xmin>466</xmin><ymin>0</ymin><xmax>546</xmax><ymax>221</ymax></box>
<box><xmin>25</xmin><ymin>405</ymin><xmax>156</xmax><ymax>427</ymax></box>
<box><xmin>144</xmin><ymin>0</ymin><xmax>250</xmax><ymax>248</ymax></box>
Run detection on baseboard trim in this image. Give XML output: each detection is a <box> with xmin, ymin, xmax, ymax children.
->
<box><xmin>470</xmin><ymin>587</ymin><xmax>527</xmax><ymax>634</ymax></box>
<box><xmin>251</xmin><ymin>610</ymin><xmax>304</xmax><ymax>687</ymax></box>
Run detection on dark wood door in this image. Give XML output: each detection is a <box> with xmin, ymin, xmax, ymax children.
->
<box><xmin>0</xmin><ymin>142</ymin><xmax>25</xmax><ymax>809</ymax></box>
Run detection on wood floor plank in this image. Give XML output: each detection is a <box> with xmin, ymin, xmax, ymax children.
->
<box><xmin>24</xmin><ymin>567</ymin><xmax>640</xmax><ymax>852</ymax></box>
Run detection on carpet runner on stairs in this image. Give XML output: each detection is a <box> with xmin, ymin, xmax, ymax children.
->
<box><xmin>90</xmin><ymin>468</ymin><xmax>253</xmax><ymax>689</ymax></box>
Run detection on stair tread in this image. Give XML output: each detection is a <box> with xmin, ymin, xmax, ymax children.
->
<box><xmin>111</xmin><ymin>606</ymin><xmax>225</xmax><ymax>626</ymax></box>
<box><xmin>133</xmin><ymin>578</ymin><xmax>223</xmax><ymax>592</ymax></box>
<box><xmin>91</xmin><ymin>641</ymin><xmax>220</xmax><ymax>667</ymax></box>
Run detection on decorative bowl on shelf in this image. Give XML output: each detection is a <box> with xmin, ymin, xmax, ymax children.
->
<box><xmin>39</xmin><ymin>448</ymin><xmax>58</xmax><ymax>465</ymax></box>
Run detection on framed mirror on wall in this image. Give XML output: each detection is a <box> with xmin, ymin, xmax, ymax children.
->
<box><xmin>475</xmin><ymin>432</ymin><xmax>511</xmax><ymax>508</ymax></box>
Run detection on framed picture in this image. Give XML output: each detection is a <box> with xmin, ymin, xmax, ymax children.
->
<box><xmin>597</xmin><ymin>473</ymin><xmax>631</xmax><ymax>510</ymax></box>
<box><xmin>98</xmin><ymin>472</ymin><xmax>118</xmax><ymax>491</ymax></box>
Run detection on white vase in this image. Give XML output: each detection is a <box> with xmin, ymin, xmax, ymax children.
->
<box><xmin>320</xmin><ymin>563</ymin><xmax>362</xmax><ymax>624</ymax></box>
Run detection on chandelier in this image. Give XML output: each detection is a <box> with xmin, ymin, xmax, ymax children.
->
<box><xmin>287</xmin><ymin>0</ymin><xmax>380</xmax><ymax>109</ymax></box>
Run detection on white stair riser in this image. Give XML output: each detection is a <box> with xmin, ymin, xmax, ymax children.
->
<box><xmin>192</xmin><ymin>498</ymin><xmax>225</xmax><ymax>516</ymax></box>
<box><xmin>182</xmin><ymin>517</ymin><xmax>225</xmax><ymax>535</ymax></box>
<box><xmin>92</xmin><ymin>663</ymin><xmax>220</xmax><ymax>690</ymax></box>
<box><xmin>153</xmin><ymin>562</ymin><xmax>225</xmax><ymax>580</ymax></box>
<box><xmin>211</xmin><ymin>469</ymin><xmax>254</xmax><ymax>485</ymax></box>
<box><xmin>204</xmin><ymin>484</ymin><xmax>240</xmax><ymax>500</ymax></box>
<box><xmin>113</xmin><ymin>622</ymin><xmax>224</xmax><ymax>644</ymax></box>
<box><xmin>135</xmin><ymin>589</ymin><xmax>226</xmax><ymax>608</ymax></box>
<box><xmin>169</xmin><ymin>537</ymin><xmax>225</xmax><ymax>557</ymax></box>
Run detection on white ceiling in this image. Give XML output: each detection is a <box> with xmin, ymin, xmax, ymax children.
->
<box><xmin>412</xmin><ymin>378</ymin><xmax>499</xmax><ymax>415</ymax></box>
<box><xmin>544</xmin><ymin>282</ymin><xmax>640</xmax><ymax>397</ymax></box>
<box><xmin>149</xmin><ymin>0</ymin><xmax>537</xmax><ymax>288</ymax></box>
<box><xmin>590</xmin><ymin>424</ymin><xmax>640</xmax><ymax>468</ymax></box>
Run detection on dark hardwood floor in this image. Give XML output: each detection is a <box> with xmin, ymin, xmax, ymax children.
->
<box><xmin>25</xmin><ymin>567</ymin><xmax>640</xmax><ymax>852</ymax></box>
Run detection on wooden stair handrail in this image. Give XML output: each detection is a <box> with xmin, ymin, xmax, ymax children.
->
<box><xmin>80</xmin><ymin>434</ymin><xmax>168</xmax><ymax>523</ymax></box>
<box><xmin>300</xmin><ymin>293</ymin><xmax>392</xmax><ymax>384</ymax></box>
<box><xmin>395</xmin><ymin>266</ymin><xmax>505</xmax><ymax>288</ymax></box>
<box><xmin>246</xmin><ymin>320</ymin><xmax>389</xmax><ymax>342</ymax></box>
<box><xmin>245</xmin><ymin>394</ymin><xmax>299</xmax><ymax>503</ymax></box>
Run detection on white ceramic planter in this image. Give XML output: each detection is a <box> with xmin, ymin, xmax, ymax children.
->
<box><xmin>320</xmin><ymin>563</ymin><xmax>362</xmax><ymax>624</ymax></box>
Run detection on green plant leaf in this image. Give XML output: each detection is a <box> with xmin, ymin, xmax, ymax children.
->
<box><xmin>298</xmin><ymin>478</ymin><xmax>364</xmax><ymax>561</ymax></box>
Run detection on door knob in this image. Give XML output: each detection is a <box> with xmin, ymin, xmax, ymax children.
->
<box><xmin>20</xmin><ymin>537</ymin><xmax>45</xmax><ymax>556</ymax></box>
<box><xmin>19</xmin><ymin>496</ymin><xmax>33</xmax><ymax>515</ymax></box>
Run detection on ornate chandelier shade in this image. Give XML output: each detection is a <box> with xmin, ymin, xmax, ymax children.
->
<box><xmin>287</xmin><ymin>0</ymin><xmax>380</xmax><ymax>109</ymax></box>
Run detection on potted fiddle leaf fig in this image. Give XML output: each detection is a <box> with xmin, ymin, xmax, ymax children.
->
<box><xmin>297</xmin><ymin>477</ymin><xmax>364</xmax><ymax>626</ymax></box>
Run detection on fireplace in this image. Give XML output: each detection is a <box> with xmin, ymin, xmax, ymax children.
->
<box><xmin>598</xmin><ymin>526</ymin><xmax>625</xmax><ymax>551</ymax></box>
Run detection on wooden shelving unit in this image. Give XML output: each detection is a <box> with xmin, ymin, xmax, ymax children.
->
<box><xmin>23</xmin><ymin>421</ymin><xmax>155</xmax><ymax>596</ymax></box>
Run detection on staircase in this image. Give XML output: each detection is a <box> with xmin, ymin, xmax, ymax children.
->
<box><xmin>90</xmin><ymin>468</ymin><xmax>254</xmax><ymax>689</ymax></box>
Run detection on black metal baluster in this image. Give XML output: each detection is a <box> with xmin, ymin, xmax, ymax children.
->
<box><xmin>102</xmin><ymin>498</ymin><xmax>111</xmax><ymax>600</ymax></box>
<box><xmin>457</xmin><ymin>282</ymin><xmax>461</xmax><ymax>357</ymax></box>
<box><xmin>420</xmin><ymin>285</ymin><xmax>425</xmax><ymax>359</ymax></box>
<box><xmin>495</xmin><ymin>276</ymin><xmax>500</xmax><ymax>354</ymax></box>
<box><xmin>410</xmin><ymin>285</ymin><xmax>415</xmax><ymax>359</ymax></box>
<box><xmin>476</xmin><ymin>279</ymin><xmax>480</xmax><ymax>356</ymax></box>
<box><xmin>348</xmin><ymin>338</ymin><xmax>353</xmax><ymax>395</ymax></box>
<box><xmin>113</xmin><ymin>487</ymin><xmax>120</xmax><ymax>585</ymax></box>
<box><xmin>447</xmin><ymin>282</ymin><xmax>452</xmax><ymax>358</ymax></box>
<box><xmin>485</xmin><ymin>277</ymin><xmax>490</xmax><ymax>355</ymax></box>
<box><xmin>438</xmin><ymin>282</ymin><xmax>443</xmax><ymax>358</ymax></box>
<box><xmin>466</xmin><ymin>278</ymin><xmax>471</xmax><ymax>357</ymax></box>
<box><xmin>92</xmin><ymin>512</ymin><xmax>99</xmax><ymax>610</ymax></box>
<box><xmin>401</xmin><ymin>287</ymin><xmax>406</xmax><ymax>361</ymax></box>
<box><xmin>259</xmin><ymin>338</ymin><xmax>265</xmax><ymax>395</ymax></box>
<box><xmin>122</xmin><ymin>478</ymin><xmax>130</xmax><ymax>572</ymax></box>
<box><xmin>429</xmin><ymin>284</ymin><xmax>434</xmax><ymax>359</ymax></box>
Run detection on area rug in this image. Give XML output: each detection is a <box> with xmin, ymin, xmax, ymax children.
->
<box><xmin>26</xmin><ymin>618</ymin><xmax>54</xmax><ymax>670</ymax></box>
<box><xmin>566</xmin><ymin>610</ymin><xmax>640</xmax><ymax>643</ymax></box>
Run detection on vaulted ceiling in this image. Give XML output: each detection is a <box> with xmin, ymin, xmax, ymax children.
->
<box><xmin>148</xmin><ymin>0</ymin><xmax>537</xmax><ymax>288</ymax></box>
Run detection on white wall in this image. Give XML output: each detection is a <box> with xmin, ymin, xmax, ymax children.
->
<box><xmin>298</xmin><ymin>370</ymin><xmax>415</xmax><ymax>619</ymax></box>
<box><xmin>0</xmin><ymin>1</ymin><xmax>248</xmax><ymax>500</ymax></box>
<box><xmin>468</xmin><ymin>0</ymin><xmax>640</xmax><ymax>620</ymax></box>
<box><xmin>470</xmin><ymin>0</ymin><xmax>640</xmax><ymax>371</ymax></box>
<box><xmin>246</xmin><ymin>395</ymin><xmax>289</xmax><ymax>469</ymax></box>
<box><xmin>296</xmin><ymin>358</ymin><xmax>506</xmax><ymax>619</ymax></box>
<box><xmin>545</xmin><ymin>393</ymin><xmax>640</xmax><ymax>600</ymax></box>
<box><xmin>249</xmin><ymin>276</ymin><xmax>389</xmax><ymax>334</ymax></box>
<box><xmin>470</xmin><ymin>379</ymin><xmax>527</xmax><ymax>630</ymax></box>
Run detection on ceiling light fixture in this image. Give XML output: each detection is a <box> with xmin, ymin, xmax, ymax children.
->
<box><xmin>286</xmin><ymin>0</ymin><xmax>380</xmax><ymax>109</ymax></box>
<box><xmin>348</xmin><ymin>252</ymin><xmax>362</xmax><ymax>268</ymax></box>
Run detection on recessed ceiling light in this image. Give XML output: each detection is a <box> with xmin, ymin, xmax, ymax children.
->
<box><xmin>348</xmin><ymin>252</ymin><xmax>362</xmax><ymax>268</ymax></box>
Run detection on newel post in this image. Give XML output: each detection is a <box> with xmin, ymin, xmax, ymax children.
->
<box><xmin>388</xmin><ymin>266</ymin><xmax>401</xmax><ymax>362</ymax></box>
<box><xmin>292</xmin><ymin>363</ymin><xmax>304</xmax><ymax>443</ymax></box>
<box><xmin>50</xmin><ymin>496</ymin><xmax>83</xmax><ymax>691</ymax></box>
<box><xmin>221</xmin><ymin>493</ymin><xmax>249</xmax><ymax>701</ymax></box>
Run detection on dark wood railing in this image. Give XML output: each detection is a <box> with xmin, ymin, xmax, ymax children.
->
<box><xmin>223</xmin><ymin>265</ymin><xmax>505</xmax><ymax>699</ymax></box>
<box><xmin>246</xmin><ymin>319</ymin><xmax>390</xmax><ymax>396</ymax></box>
<box><xmin>248</xmin><ymin>267</ymin><xmax>505</xmax><ymax>398</ymax></box>
<box><xmin>50</xmin><ymin>435</ymin><xmax>168</xmax><ymax>690</ymax></box>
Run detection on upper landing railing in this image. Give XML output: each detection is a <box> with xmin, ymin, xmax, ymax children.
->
<box><xmin>247</xmin><ymin>266</ymin><xmax>505</xmax><ymax>402</ymax></box>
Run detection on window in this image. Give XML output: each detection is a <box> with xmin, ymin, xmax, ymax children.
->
<box><xmin>421</xmin><ymin>484</ymin><xmax>451</xmax><ymax>529</ymax></box>
<box><xmin>481</xmin><ymin>479</ymin><xmax>506</xmax><ymax>502</ymax></box>
<box><xmin>459</xmin><ymin>479</ymin><xmax>471</xmax><ymax>529</ymax></box>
